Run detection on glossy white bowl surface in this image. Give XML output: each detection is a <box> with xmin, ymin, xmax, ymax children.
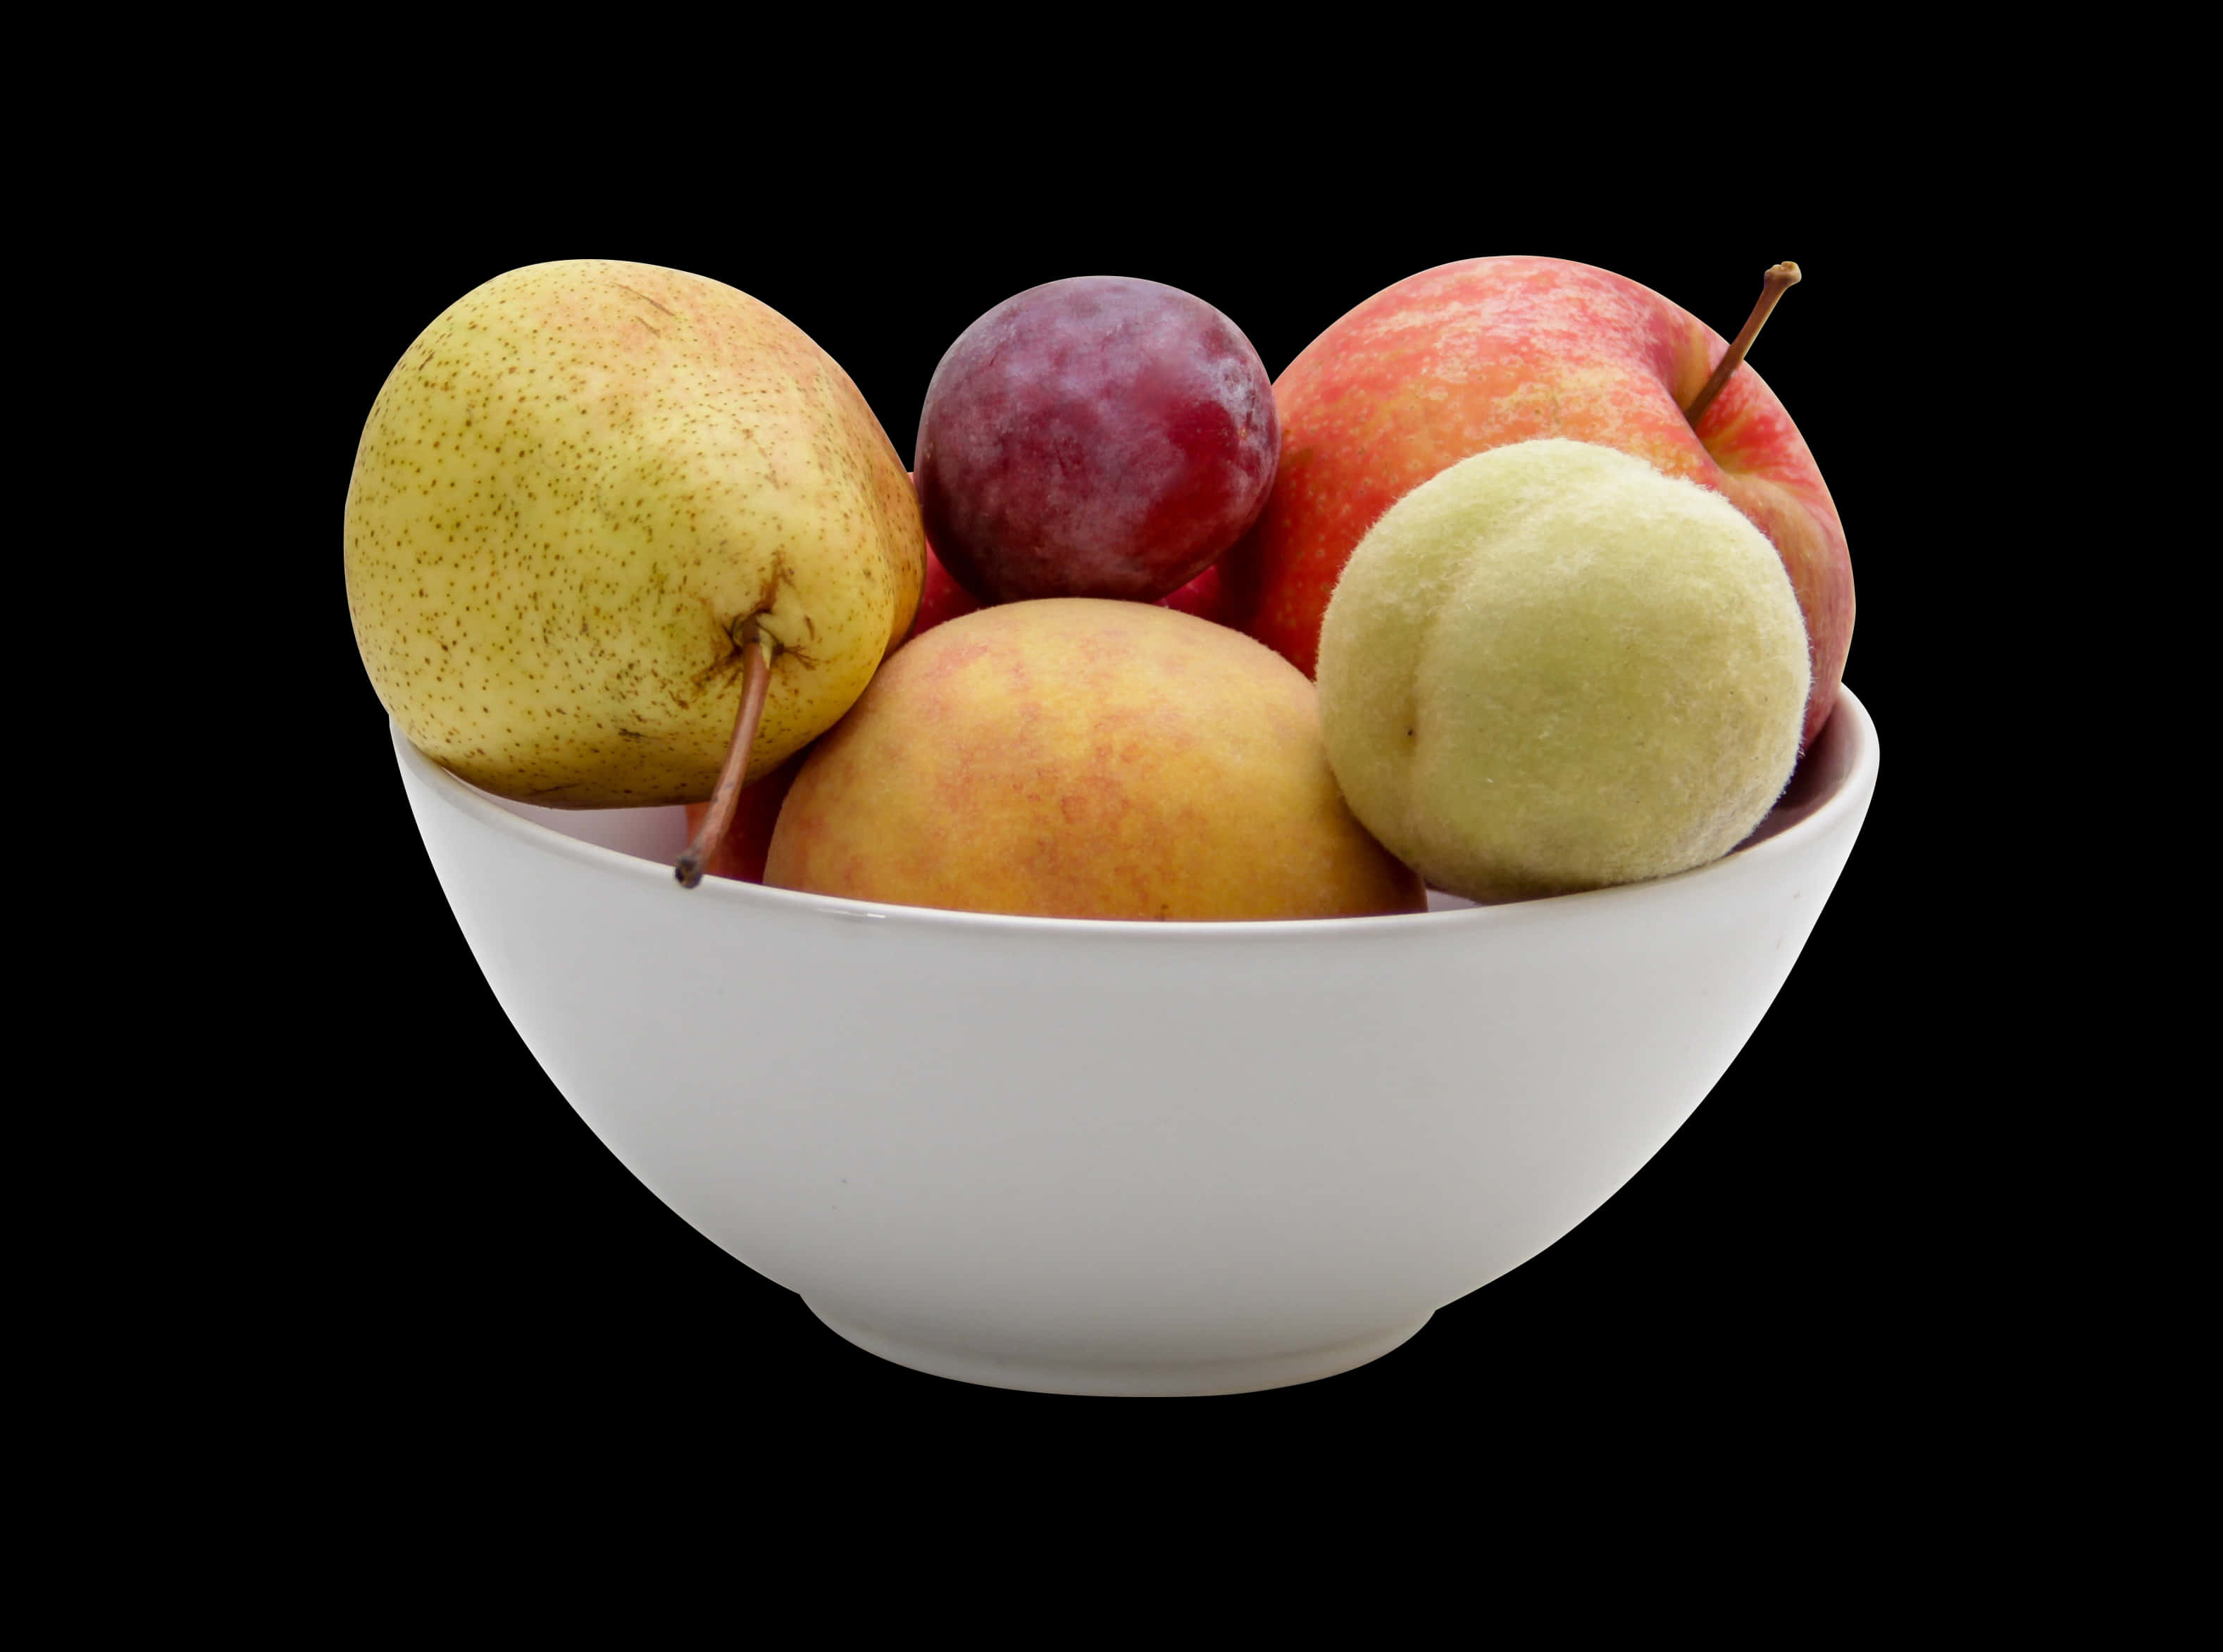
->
<box><xmin>397</xmin><ymin>687</ymin><xmax>1876</xmax><ymax>1396</ymax></box>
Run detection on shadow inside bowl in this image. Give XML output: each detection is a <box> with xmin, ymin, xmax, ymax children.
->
<box><xmin>1736</xmin><ymin>705</ymin><xmax>1860</xmax><ymax>851</ymax></box>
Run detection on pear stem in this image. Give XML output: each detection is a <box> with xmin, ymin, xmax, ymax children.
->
<box><xmin>674</xmin><ymin>635</ymin><xmax>772</xmax><ymax>889</ymax></box>
<box><xmin>1683</xmin><ymin>261</ymin><xmax>1802</xmax><ymax>430</ymax></box>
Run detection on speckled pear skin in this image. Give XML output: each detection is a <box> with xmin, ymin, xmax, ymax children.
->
<box><xmin>1317</xmin><ymin>439</ymin><xmax>1809</xmax><ymax>902</ymax></box>
<box><xmin>345</xmin><ymin>259</ymin><xmax>925</xmax><ymax>807</ymax></box>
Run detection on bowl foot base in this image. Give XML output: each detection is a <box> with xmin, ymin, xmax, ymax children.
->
<box><xmin>803</xmin><ymin>1304</ymin><xmax>1433</xmax><ymax>1397</ymax></box>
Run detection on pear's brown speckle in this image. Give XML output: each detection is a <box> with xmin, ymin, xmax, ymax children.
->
<box><xmin>344</xmin><ymin>258</ymin><xmax>926</xmax><ymax>806</ymax></box>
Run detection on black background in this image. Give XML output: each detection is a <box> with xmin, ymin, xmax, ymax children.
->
<box><xmin>285</xmin><ymin>154</ymin><xmax>1959</xmax><ymax>1458</ymax></box>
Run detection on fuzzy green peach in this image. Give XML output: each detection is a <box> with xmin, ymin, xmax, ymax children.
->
<box><xmin>1316</xmin><ymin>439</ymin><xmax>1809</xmax><ymax>902</ymax></box>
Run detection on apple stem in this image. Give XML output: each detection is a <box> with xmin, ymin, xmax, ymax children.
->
<box><xmin>1683</xmin><ymin>261</ymin><xmax>1802</xmax><ymax>430</ymax></box>
<box><xmin>674</xmin><ymin>632</ymin><xmax>773</xmax><ymax>889</ymax></box>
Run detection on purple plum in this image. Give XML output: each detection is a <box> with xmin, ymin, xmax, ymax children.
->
<box><xmin>915</xmin><ymin>275</ymin><xmax>1280</xmax><ymax>604</ymax></box>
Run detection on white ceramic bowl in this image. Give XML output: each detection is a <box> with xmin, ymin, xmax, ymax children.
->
<box><xmin>397</xmin><ymin>686</ymin><xmax>1876</xmax><ymax>1396</ymax></box>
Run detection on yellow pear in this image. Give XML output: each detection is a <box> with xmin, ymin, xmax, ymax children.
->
<box><xmin>345</xmin><ymin>258</ymin><xmax>925</xmax><ymax>809</ymax></box>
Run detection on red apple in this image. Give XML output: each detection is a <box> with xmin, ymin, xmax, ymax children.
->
<box><xmin>1159</xmin><ymin>562</ymin><xmax>1226</xmax><ymax>625</ymax></box>
<box><xmin>680</xmin><ymin>754</ymin><xmax>804</xmax><ymax>884</ymax></box>
<box><xmin>909</xmin><ymin>539</ymin><xmax>983</xmax><ymax>638</ymax></box>
<box><xmin>908</xmin><ymin>546</ymin><xmax>1227</xmax><ymax>641</ymax></box>
<box><xmin>1218</xmin><ymin>257</ymin><xmax>1852</xmax><ymax>746</ymax></box>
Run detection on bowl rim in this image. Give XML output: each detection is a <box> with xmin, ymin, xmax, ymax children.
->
<box><xmin>396</xmin><ymin>683</ymin><xmax>1876</xmax><ymax>941</ymax></box>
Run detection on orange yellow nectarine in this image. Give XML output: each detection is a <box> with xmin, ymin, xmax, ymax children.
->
<box><xmin>766</xmin><ymin>599</ymin><xmax>1424</xmax><ymax>920</ymax></box>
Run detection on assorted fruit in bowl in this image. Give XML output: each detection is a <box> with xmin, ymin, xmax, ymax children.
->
<box><xmin>351</xmin><ymin>253</ymin><xmax>1872</xmax><ymax>1396</ymax></box>
<box><xmin>346</xmin><ymin>252</ymin><xmax>1849</xmax><ymax>916</ymax></box>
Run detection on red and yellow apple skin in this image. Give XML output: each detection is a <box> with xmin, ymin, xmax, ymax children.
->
<box><xmin>1157</xmin><ymin>563</ymin><xmax>1226</xmax><ymax>625</ymax></box>
<box><xmin>1218</xmin><ymin>256</ymin><xmax>1853</xmax><ymax>746</ymax></box>
<box><xmin>680</xmin><ymin>755</ymin><xmax>804</xmax><ymax>884</ymax></box>
<box><xmin>909</xmin><ymin>543</ymin><xmax>983</xmax><ymax>638</ymax></box>
<box><xmin>907</xmin><ymin>546</ymin><xmax>1228</xmax><ymax>642</ymax></box>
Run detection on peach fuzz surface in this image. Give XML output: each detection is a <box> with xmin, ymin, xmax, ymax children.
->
<box><xmin>764</xmin><ymin>599</ymin><xmax>1425</xmax><ymax>921</ymax></box>
<box><xmin>1218</xmin><ymin>256</ymin><xmax>1852</xmax><ymax>746</ymax></box>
